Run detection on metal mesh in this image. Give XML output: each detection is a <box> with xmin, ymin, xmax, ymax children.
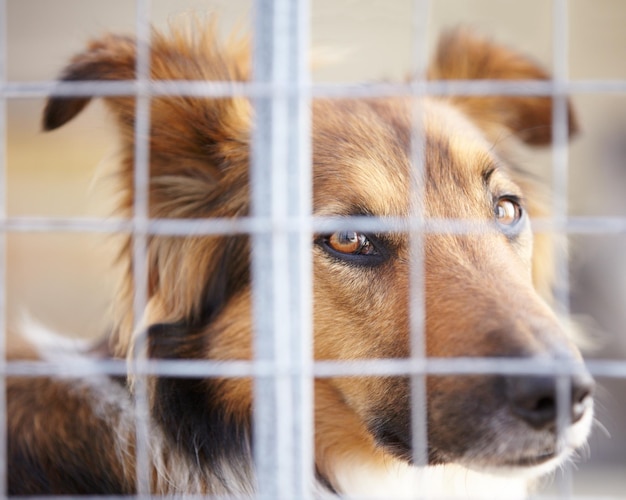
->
<box><xmin>1</xmin><ymin>0</ymin><xmax>625</xmax><ymax>498</ymax></box>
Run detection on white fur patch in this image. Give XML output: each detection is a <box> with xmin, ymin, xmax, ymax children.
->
<box><xmin>332</xmin><ymin>460</ymin><xmax>527</xmax><ymax>499</ymax></box>
<box><xmin>19</xmin><ymin>315</ymin><xmax>91</xmax><ymax>361</ymax></box>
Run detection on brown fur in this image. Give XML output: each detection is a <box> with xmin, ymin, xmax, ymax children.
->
<box><xmin>7</xmin><ymin>21</ymin><xmax>593</xmax><ymax>496</ymax></box>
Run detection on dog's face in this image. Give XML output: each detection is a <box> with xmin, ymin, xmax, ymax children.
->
<box><xmin>43</xmin><ymin>25</ymin><xmax>593</xmax><ymax>483</ymax></box>
<box><xmin>311</xmin><ymin>96</ymin><xmax>593</xmax><ymax>475</ymax></box>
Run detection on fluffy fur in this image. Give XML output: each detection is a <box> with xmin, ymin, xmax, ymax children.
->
<box><xmin>8</xmin><ymin>21</ymin><xmax>594</xmax><ymax>498</ymax></box>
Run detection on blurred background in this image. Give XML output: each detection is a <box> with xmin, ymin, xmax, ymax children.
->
<box><xmin>5</xmin><ymin>0</ymin><xmax>626</xmax><ymax>496</ymax></box>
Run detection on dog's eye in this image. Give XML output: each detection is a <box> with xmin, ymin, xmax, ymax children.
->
<box><xmin>318</xmin><ymin>230</ymin><xmax>388</xmax><ymax>266</ymax></box>
<box><xmin>494</xmin><ymin>197</ymin><xmax>523</xmax><ymax>228</ymax></box>
<box><xmin>327</xmin><ymin>231</ymin><xmax>375</xmax><ymax>255</ymax></box>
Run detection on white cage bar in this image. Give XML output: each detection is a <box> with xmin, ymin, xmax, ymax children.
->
<box><xmin>407</xmin><ymin>0</ymin><xmax>431</xmax><ymax>469</ymax></box>
<box><xmin>0</xmin><ymin>0</ymin><xmax>6</xmax><ymax>496</ymax></box>
<box><xmin>552</xmin><ymin>0</ymin><xmax>574</xmax><ymax>497</ymax></box>
<box><xmin>251</xmin><ymin>0</ymin><xmax>312</xmax><ymax>498</ymax></box>
<box><xmin>131</xmin><ymin>0</ymin><xmax>153</xmax><ymax>495</ymax></box>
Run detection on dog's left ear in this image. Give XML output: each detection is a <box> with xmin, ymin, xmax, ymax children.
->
<box><xmin>428</xmin><ymin>29</ymin><xmax>577</xmax><ymax>145</ymax></box>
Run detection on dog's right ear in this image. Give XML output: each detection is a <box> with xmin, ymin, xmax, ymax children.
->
<box><xmin>45</xmin><ymin>25</ymin><xmax>255</xmax><ymax>360</ymax></box>
<box><xmin>43</xmin><ymin>35</ymin><xmax>137</xmax><ymax>131</ymax></box>
<box><xmin>42</xmin><ymin>25</ymin><xmax>252</xmax><ymax>170</ymax></box>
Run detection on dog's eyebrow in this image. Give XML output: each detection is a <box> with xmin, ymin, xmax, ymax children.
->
<box><xmin>327</xmin><ymin>205</ymin><xmax>376</xmax><ymax>219</ymax></box>
<box><xmin>482</xmin><ymin>164</ymin><xmax>500</xmax><ymax>185</ymax></box>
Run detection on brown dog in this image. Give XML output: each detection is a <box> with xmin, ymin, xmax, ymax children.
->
<box><xmin>7</xmin><ymin>22</ymin><xmax>594</xmax><ymax>497</ymax></box>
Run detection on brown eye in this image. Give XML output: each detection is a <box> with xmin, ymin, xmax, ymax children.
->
<box><xmin>327</xmin><ymin>231</ymin><xmax>372</xmax><ymax>255</ymax></box>
<box><xmin>319</xmin><ymin>230</ymin><xmax>387</xmax><ymax>266</ymax></box>
<box><xmin>494</xmin><ymin>197</ymin><xmax>523</xmax><ymax>228</ymax></box>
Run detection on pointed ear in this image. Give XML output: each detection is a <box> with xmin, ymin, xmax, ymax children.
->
<box><xmin>428</xmin><ymin>29</ymin><xmax>578</xmax><ymax>145</ymax></box>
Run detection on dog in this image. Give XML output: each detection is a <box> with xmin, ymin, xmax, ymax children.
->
<box><xmin>7</xmin><ymin>20</ymin><xmax>594</xmax><ymax>498</ymax></box>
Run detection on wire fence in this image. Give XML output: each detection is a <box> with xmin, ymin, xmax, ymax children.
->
<box><xmin>1</xmin><ymin>0</ymin><xmax>626</xmax><ymax>498</ymax></box>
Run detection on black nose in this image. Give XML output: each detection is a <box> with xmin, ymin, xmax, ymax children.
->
<box><xmin>506</xmin><ymin>372</ymin><xmax>594</xmax><ymax>430</ymax></box>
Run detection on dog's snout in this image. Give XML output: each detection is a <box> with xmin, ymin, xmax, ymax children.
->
<box><xmin>506</xmin><ymin>372</ymin><xmax>594</xmax><ymax>430</ymax></box>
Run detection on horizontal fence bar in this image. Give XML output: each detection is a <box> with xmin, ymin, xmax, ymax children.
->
<box><xmin>2</xmin><ymin>215</ymin><xmax>626</xmax><ymax>236</ymax></box>
<box><xmin>5</xmin><ymin>357</ymin><xmax>626</xmax><ymax>379</ymax></box>
<box><xmin>11</xmin><ymin>494</ymin><xmax>626</xmax><ymax>500</ymax></box>
<box><xmin>4</xmin><ymin>79</ymin><xmax>626</xmax><ymax>100</ymax></box>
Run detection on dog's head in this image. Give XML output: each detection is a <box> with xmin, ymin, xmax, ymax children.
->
<box><xmin>43</xmin><ymin>23</ymin><xmax>593</xmax><ymax>485</ymax></box>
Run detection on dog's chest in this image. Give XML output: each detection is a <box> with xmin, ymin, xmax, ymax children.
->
<box><xmin>329</xmin><ymin>460</ymin><xmax>528</xmax><ymax>499</ymax></box>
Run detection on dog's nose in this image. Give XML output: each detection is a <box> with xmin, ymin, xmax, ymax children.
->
<box><xmin>506</xmin><ymin>373</ymin><xmax>594</xmax><ymax>430</ymax></box>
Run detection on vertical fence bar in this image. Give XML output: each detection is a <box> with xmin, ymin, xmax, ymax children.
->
<box><xmin>0</xmin><ymin>0</ymin><xmax>7</xmax><ymax>496</ymax></box>
<box><xmin>252</xmin><ymin>0</ymin><xmax>310</xmax><ymax>497</ymax></box>
<box><xmin>551</xmin><ymin>0</ymin><xmax>574</xmax><ymax>497</ymax></box>
<box><xmin>251</xmin><ymin>0</ymin><xmax>284</xmax><ymax>493</ymax></box>
<box><xmin>408</xmin><ymin>0</ymin><xmax>431</xmax><ymax>471</ymax></box>
<box><xmin>132</xmin><ymin>0</ymin><xmax>152</xmax><ymax>495</ymax></box>
<box><xmin>286</xmin><ymin>1</ymin><xmax>314</xmax><ymax>498</ymax></box>
<box><xmin>552</xmin><ymin>0</ymin><xmax>571</xmax><ymax>312</ymax></box>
